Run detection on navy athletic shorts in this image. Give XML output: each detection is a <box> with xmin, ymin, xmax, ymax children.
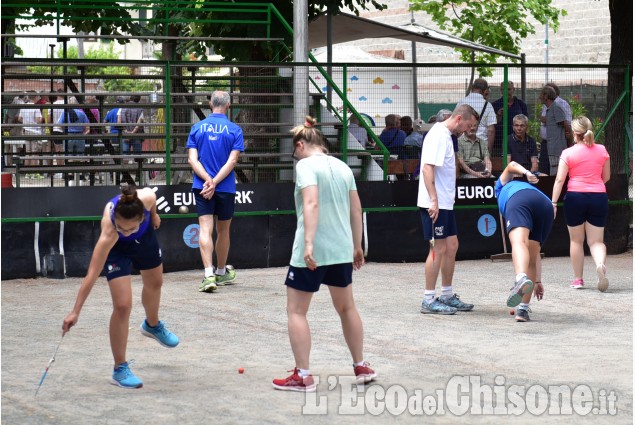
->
<box><xmin>504</xmin><ymin>189</ymin><xmax>553</xmax><ymax>244</ymax></box>
<box><xmin>284</xmin><ymin>263</ymin><xmax>353</xmax><ymax>293</ymax></box>
<box><xmin>563</xmin><ymin>191</ymin><xmax>609</xmax><ymax>227</ymax></box>
<box><xmin>193</xmin><ymin>189</ymin><xmax>236</xmax><ymax>220</ymax></box>
<box><xmin>105</xmin><ymin>226</ymin><xmax>162</xmax><ymax>281</ymax></box>
<box><xmin>420</xmin><ymin>208</ymin><xmax>458</xmax><ymax>241</ymax></box>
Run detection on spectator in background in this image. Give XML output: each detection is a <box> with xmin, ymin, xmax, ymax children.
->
<box><xmin>507</xmin><ymin>114</ymin><xmax>538</xmax><ymax>173</ymax></box>
<box><xmin>34</xmin><ymin>92</ymin><xmax>52</xmax><ymax>167</ymax></box>
<box><xmin>17</xmin><ymin>92</ymin><xmax>44</xmax><ymax>175</ymax></box>
<box><xmin>379</xmin><ymin>114</ymin><xmax>407</xmax><ymax>157</ymax></box>
<box><xmin>103</xmin><ymin>96</ymin><xmax>125</xmax><ymax>155</ymax></box>
<box><xmin>404</xmin><ymin>118</ymin><xmax>425</xmax><ymax>149</ymax></box>
<box><xmin>118</xmin><ymin>95</ymin><xmax>145</xmax><ymax>156</ymax></box>
<box><xmin>492</xmin><ymin>81</ymin><xmax>528</xmax><ymax>158</ymax></box>
<box><xmin>400</xmin><ymin>115</ymin><xmax>414</xmax><ymax>136</ymax></box>
<box><xmin>457</xmin><ymin>121</ymin><xmax>493</xmax><ymax>179</ymax></box>
<box><xmin>49</xmin><ymin>90</ymin><xmax>66</xmax><ymax>175</ymax></box>
<box><xmin>539</xmin><ymin>86</ymin><xmax>571</xmax><ymax>175</ymax></box>
<box><xmin>58</xmin><ymin>97</ymin><xmax>89</xmax><ymax>156</ymax></box>
<box><xmin>539</xmin><ymin>83</ymin><xmax>573</xmax><ymax>170</ymax></box>
<box><xmin>348</xmin><ymin>114</ymin><xmax>370</xmax><ymax>148</ymax></box>
<box><xmin>456</xmin><ymin>78</ymin><xmax>496</xmax><ymax>155</ymax></box>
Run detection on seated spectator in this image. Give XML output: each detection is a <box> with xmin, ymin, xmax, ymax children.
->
<box><xmin>17</xmin><ymin>93</ymin><xmax>44</xmax><ymax>175</ymax></box>
<box><xmin>400</xmin><ymin>115</ymin><xmax>413</xmax><ymax>136</ymax></box>
<box><xmin>457</xmin><ymin>122</ymin><xmax>493</xmax><ymax>179</ymax></box>
<box><xmin>507</xmin><ymin>114</ymin><xmax>538</xmax><ymax>173</ymax></box>
<box><xmin>404</xmin><ymin>118</ymin><xmax>425</xmax><ymax>149</ymax></box>
<box><xmin>492</xmin><ymin>81</ymin><xmax>528</xmax><ymax>158</ymax></box>
<box><xmin>348</xmin><ymin>114</ymin><xmax>371</xmax><ymax>148</ymax></box>
<box><xmin>379</xmin><ymin>114</ymin><xmax>406</xmax><ymax>156</ymax></box>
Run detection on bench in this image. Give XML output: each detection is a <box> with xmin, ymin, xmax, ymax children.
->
<box><xmin>387</xmin><ymin>159</ymin><xmax>420</xmax><ymax>180</ymax></box>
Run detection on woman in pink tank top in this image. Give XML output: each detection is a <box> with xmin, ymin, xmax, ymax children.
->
<box><xmin>551</xmin><ymin>116</ymin><xmax>611</xmax><ymax>292</ymax></box>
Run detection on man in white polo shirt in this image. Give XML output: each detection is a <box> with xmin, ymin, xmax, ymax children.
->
<box><xmin>456</xmin><ymin>78</ymin><xmax>497</xmax><ymax>155</ymax></box>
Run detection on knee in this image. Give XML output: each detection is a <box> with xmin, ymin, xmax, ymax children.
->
<box><xmin>112</xmin><ymin>302</ymin><xmax>132</xmax><ymax>318</ymax></box>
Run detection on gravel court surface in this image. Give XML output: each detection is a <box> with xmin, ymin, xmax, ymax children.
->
<box><xmin>1</xmin><ymin>252</ymin><xmax>632</xmax><ymax>424</ymax></box>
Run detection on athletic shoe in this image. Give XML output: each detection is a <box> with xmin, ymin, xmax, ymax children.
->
<box><xmin>438</xmin><ymin>294</ymin><xmax>474</xmax><ymax>311</ymax></box>
<box><xmin>570</xmin><ymin>278</ymin><xmax>584</xmax><ymax>289</ymax></box>
<box><xmin>515</xmin><ymin>308</ymin><xmax>531</xmax><ymax>322</ymax></box>
<box><xmin>506</xmin><ymin>275</ymin><xmax>534</xmax><ymax>307</ymax></box>
<box><xmin>199</xmin><ymin>276</ymin><xmax>217</xmax><ymax>292</ymax></box>
<box><xmin>420</xmin><ymin>298</ymin><xmax>457</xmax><ymax>315</ymax></box>
<box><xmin>596</xmin><ymin>264</ymin><xmax>609</xmax><ymax>292</ymax></box>
<box><xmin>111</xmin><ymin>362</ymin><xmax>143</xmax><ymax>389</ymax></box>
<box><xmin>354</xmin><ymin>362</ymin><xmax>377</xmax><ymax>384</ymax></box>
<box><xmin>272</xmin><ymin>368</ymin><xmax>316</xmax><ymax>392</ymax></box>
<box><xmin>140</xmin><ymin>320</ymin><xmax>180</xmax><ymax>348</ymax></box>
<box><xmin>215</xmin><ymin>268</ymin><xmax>236</xmax><ymax>286</ymax></box>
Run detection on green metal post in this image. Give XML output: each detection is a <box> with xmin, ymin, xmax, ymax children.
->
<box><xmin>502</xmin><ymin>66</ymin><xmax>508</xmax><ymax>167</ymax></box>
<box><xmin>624</xmin><ymin>65</ymin><xmax>631</xmax><ymax>175</ymax></box>
<box><xmin>342</xmin><ymin>65</ymin><xmax>347</xmax><ymax>163</ymax></box>
<box><xmin>165</xmin><ymin>63</ymin><xmax>172</xmax><ymax>184</ymax></box>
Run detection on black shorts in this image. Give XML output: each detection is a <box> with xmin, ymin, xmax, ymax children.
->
<box><xmin>420</xmin><ymin>208</ymin><xmax>458</xmax><ymax>241</ymax></box>
<box><xmin>284</xmin><ymin>263</ymin><xmax>353</xmax><ymax>293</ymax></box>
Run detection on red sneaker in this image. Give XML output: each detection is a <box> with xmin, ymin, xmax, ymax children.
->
<box><xmin>354</xmin><ymin>362</ymin><xmax>377</xmax><ymax>383</ymax></box>
<box><xmin>272</xmin><ymin>368</ymin><xmax>316</xmax><ymax>392</ymax></box>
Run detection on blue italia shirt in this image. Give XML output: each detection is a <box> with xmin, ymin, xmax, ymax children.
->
<box><xmin>186</xmin><ymin>113</ymin><xmax>244</xmax><ymax>193</ymax></box>
<box><xmin>494</xmin><ymin>178</ymin><xmax>550</xmax><ymax>217</ymax></box>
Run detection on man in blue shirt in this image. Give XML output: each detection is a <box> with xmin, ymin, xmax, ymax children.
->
<box><xmin>378</xmin><ymin>114</ymin><xmax>406</xmax><ymax>157</ymax></box>
<box><xmin>495</xmin><ymin>161</ymin><xmax>553</xmax><ymax>322</ymax></box>
<box><xmin>187</xmin><ymin>91</ymin><xmax>244</xmax><ymax>292</ymax></box>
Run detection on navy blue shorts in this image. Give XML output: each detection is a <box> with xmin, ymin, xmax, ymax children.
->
<box><xmin>420</xmin><ymin>208</ymin><xmax>458</xmax><ymax>241</ymax></box>
<box><xmin>563</xmin><ymin>192</ymin><xmax>609</xmax><ymax>227</ymax></box>
<box><xmin>193</xmin><ymin>189</ymin><xmax>236</xmax><ymax>220</ymax></box>
<box><xmin>504</xmin><ymin>190</ymin><xmax>554</xmax><ymax>244</ymax></box>
<box><xmin>104</xmin><ymin>226</ymin><xmax>162</xmax><ymax>281</ymax></box>
<box><xmin>284</xmin><ymin>263</ymin><xmax>353</xmax><ymax>293</ymax></box>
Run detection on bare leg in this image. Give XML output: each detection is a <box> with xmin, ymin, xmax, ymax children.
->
<box><xmin>522</xmin><ymin>241</ymin><xmax>541</xmax><ymax>304</ymax></box>
<box><xmin>140</xmin><ymin>264</ymin><xmax>163</xmax><ymax>327</ymax></box>
<box><xmin>440</xmin><ymin>235</ymin><xmax>459</xmax><ymax>287</ymax></box>
<box><xmin>215</xmin><ymin>218</ymin><xmax>232</xmax><ymax>269</ymax></box>
<box><xmin>329</xmin><ymin>285</ymin><xmax>364</xmax><ymax>364</ymax></box>
<box><xmin>567</xmin><ymin>224</ymin><xmax>586</xmax><ymax>280</ymax></box>
<box><xmin>198</xmin><ymin>214</ymin><xmax>215</xmax><ymax>269</ymax></box>
<box><xmin>508</xmin><ymin>227</ymin><xmax>531</xmax><ymax>276</ymax></box>
<box><xmin>425</xmin><ymin>239</ymin><xmax>447</xmax><ymax>291</ymax></box>
<box><xmin>585</xmin><ymin>222</ymin><xmax>606</xmax><ymax>269</ymax></box>
<box><xmin>108</xmin><ymin>276</ymin><xmax>133</xmax><ymax>366</ymax></box>
<box><xmin>286</xmin><ymin>286</ymin><xmax>313</xmax><ymax>370</ymax></box>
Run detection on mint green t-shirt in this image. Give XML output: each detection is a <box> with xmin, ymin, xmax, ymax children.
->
<box><xmin>290</xmin><ymin>154</ymin><xmax>357</xmax><ymax>268</ymax></box>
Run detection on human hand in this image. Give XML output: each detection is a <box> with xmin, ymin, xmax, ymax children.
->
<box><xmin>428</xmin><ymin>200</ymin><xmax>439</xmax><ymax>223</ymax></box>
<box><xmin>151</xmin><ymin>213</ymin><xmax>161</xmax><ymax>230</ymax></box>
<box><xmin>352</xmin><ymin>247</ymin><xmax>365</xmax><ymax>270</ymax></box>
<box><xmin>526</xmin><ymin>172</ymin><xmax>538</xmax><ymax>184</ymax></box>
<box><xmin>201</xmin><ymin>179</ymin><xmax>215</xmax><ymax>199</ymax></box>
<box><xmin>304</xmin><ymin>243</ymin><xmax>317</xmax><ymax>271</ymax></box>
<box><xmin>534</xmin><ymin>282</ymin><xmax>544</xmax><ymax>301</ymax></box>
<box><xmin>62</xmin><ymin>312</ymin><xmax>78</xmax><ymax>336</ymax></box>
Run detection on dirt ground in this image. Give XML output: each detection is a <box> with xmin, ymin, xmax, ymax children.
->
<box><xmin>1</xmin><ymin>252</ymin><xmax>633</xmax><ymax>424</ymax></box>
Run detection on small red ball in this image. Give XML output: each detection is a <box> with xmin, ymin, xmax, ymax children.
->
<box><xmin>238</xmin><ymin>367</ymin><xmax>245</xmax><ymax>374</ymax></box>
<box><xmin>509</xmin><ymin>309</ymin><xmax>515</xmax><ymax>315</ymax></box>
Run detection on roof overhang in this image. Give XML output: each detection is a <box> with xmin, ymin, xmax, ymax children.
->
<box><xmin>309</xmin><ymin>13</ymin><xmax>521</xmax><ymax>60</ymax></box>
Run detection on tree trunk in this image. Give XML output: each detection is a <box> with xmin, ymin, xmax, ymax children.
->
<box><xmin>606</xmin><ymin>0</ymin><xmax>633</xmax><ymax>174</ymax></box>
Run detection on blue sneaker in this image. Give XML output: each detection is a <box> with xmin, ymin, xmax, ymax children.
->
<box><xmin>112</xmin><ymin>362</ymin><xmax>143</xmax><ymax>389</ymax></box>
<box><xmin>140</xmin><ymin>320</ymin><xmax>180</xmax><ymax>348</ymax></box>
<box><xmin>438</xmin><ymin>294</ymin><xmax>474</xmax><ymax>311</ymax></box>
<box><xmin>421</xmin><ymin>298</ymin><xmax>457</xmax><ymax>315</ymax></box>
<box><xmin>507</xmin><ymin>275</ymin><xmax>534</xmax><ymax>307</ymax></box>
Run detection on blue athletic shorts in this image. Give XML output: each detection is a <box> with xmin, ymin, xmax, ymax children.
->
<box><xmin>420</xmin><ymin>208</ymin><xmax>457</xmax><ymax>241</ymax></box>
<box><xmin>284</xmin><ymin>263</ymin><xmax>353</xmax><ymax>293</ymax></box>
<box><xmin>563</xmin><ymin>191</ymin><xmax>609</xmax><ymax>227</ymax></box>
<box><xmin>504</xmin><ymin>189</ymin><xmax>553</xmax><ymax>244</ymax></box>
<box><xmin>193</xmin><ymin>189</ymin><xmax>236</xmax><ymax>220</ymax></box>
<box><xmin>104</xmin><ymin>226</ymin><xmax>162</xmax><ymax>281</ymax></box>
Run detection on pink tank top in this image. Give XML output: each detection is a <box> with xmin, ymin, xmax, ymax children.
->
<box><xmin>560</xmin><ymin>143</ymin><xmax>609</xmax><ymax>193</ymax></box>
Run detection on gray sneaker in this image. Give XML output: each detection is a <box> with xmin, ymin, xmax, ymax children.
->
<box><xmin>515</xmin><ymin>307</ymin><xmax>531</xmax><ymax>322</ymax></box>
<box><xmin>421</xmin><ymin>298</ymin><xmax>457</xmax><ymax>315</ymax></box>
<box><xmin>439</xmin><ymin>294</ymin><xmax>474</xmax><ymax>311</ymax></box>
<box><xmin>507</xmin><ymin>275</ymin><xmax>534</xmax><ymax>307</ymax></box>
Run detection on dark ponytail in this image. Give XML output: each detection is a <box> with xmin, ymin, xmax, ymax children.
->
<box><xmin>114</xmin><ymin>185</ymin><xmax>145</xmax><ymax>220</ymax></box>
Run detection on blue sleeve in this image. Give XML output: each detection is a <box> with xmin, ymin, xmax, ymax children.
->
<box><xmin>232</xmin><ymin>127</ymin><xmax>245</xmax><ymax>152</ymax></box>
<box><xmin>185</xmin><ymin>125</ymin><xmax>198</xmax><ymax>149</ymax></box>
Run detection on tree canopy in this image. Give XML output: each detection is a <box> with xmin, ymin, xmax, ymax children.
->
<box><xmin>411</xmin><ymin>0</ymin><xmax>566</xmax><ymax>76</ymax></box>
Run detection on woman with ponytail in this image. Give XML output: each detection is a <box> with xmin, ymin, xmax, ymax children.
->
<box><xmin>62</xmin><ymin>185</ymin><xmax>179</xmax><ymax>389</ymax></box>
<box><xmin>551</xmin><ymin>116</ymin><xmax>611</xmax><ymax>292</ymax></box>
<box><xmin>272</xmin><ymin>116</ymin><xmax>376</xmax><ymax>392</ymax></box>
